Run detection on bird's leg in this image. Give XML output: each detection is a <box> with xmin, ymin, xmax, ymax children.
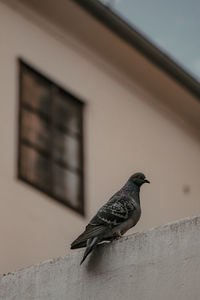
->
<box><xmin>115</xmin><ymin>232</ymin><xmax>122</xmax><ymax>240</ymax></box>
<box><xmin>105</xmin><ymin>231</ymin><xmax>122</xmax><ymax>243</ymax></box>
<box><xmin>112</xmin><ymin>231</ymin><xmax>122</xmax><ymax>241</ymax></box>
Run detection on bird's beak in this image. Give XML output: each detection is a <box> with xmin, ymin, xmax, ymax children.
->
<box><xmin>144</xmin><ymin>179</ymin><xmax>150</xmax><ymax>184</ymax></box>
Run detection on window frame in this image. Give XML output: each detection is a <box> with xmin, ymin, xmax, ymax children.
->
<box><xmin>17</xmin><ymin>58</ymin><xmax>85</xmax><ymax>216</ymax></box>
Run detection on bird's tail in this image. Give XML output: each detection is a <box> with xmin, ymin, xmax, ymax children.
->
<box><xmin>80</xmin><ymin>236</ymin><xmax>99</xmax><ymax>265</ymax></box>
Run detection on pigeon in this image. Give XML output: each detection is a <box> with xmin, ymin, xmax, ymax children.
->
<box><xmin>71</xmin><ymin>172</ymin><xmax>150</xmax><ymax>264</ymax></box>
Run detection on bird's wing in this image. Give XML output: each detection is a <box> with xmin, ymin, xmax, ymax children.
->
<box><xmin>71</xmin><ymin>195</ymin><xmax>135</xmax><ymax>249</ymax></box>
<box><xmin>71</xmin><ymin>225</ymin><xmax>107</xmax><ymax>249</ymax></box>
<box><xmin>90</xmin><ymin>195</ymin><xmax>135</xmax><ymax>227</ymax></box>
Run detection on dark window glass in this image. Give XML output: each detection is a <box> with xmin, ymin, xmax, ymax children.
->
<box><xmin>21</xmin><ymin>68</ymin><xmax>51</xmax><ymax>117</ymax></box>
<box><xmin>54</xmin><ymin>90</ymin><xmax>81</xmax><ymax>135</ymax></box>
<box><xmin>18</xmin><ymin>60</ymin><xmax>84</xmax><ymax>215</ymax></box>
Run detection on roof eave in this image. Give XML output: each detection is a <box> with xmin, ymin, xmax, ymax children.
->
<box><xmin>74</xmin><ymin>0</ymin><xmax>200</xmax><ymax>101</ymax></box>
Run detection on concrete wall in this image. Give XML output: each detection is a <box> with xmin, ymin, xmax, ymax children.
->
<box><xmin>0</xmin><ymin>0</ymin><xmax>200</xmax><ymax>274</ymax></box>
<box><xmin>1</xmin><ymin>215</ymin><xmax>200</xmax><ymax>300</ymax></box>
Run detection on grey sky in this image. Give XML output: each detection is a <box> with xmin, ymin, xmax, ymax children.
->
<box><xmin>99</xmin><ymin>0</ymin><xmax>200</xmax><ymax>81</ymax></box>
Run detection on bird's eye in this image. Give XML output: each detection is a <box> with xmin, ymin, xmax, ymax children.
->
<box><xmin>137</xmin><ymin>176</ymin><xmax>143</xmax><ymax>179</ymax></box>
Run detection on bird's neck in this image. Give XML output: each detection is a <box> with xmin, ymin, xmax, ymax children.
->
<box><xmin>121</xmin><ymin>181</ymin><xmax>140</xmax><ymax>202</ymax></box>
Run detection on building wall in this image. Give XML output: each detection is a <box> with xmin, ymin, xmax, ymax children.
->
<box><xmin>0</xmin><ymin>1</ymin><xmax>200</xmax><ymax>273</ymax></box>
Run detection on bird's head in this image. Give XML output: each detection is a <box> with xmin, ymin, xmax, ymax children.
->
<box><xmin>129</xmin><ymin>172</ymin><xmax>150</xmax><ymax>187</ymax></box>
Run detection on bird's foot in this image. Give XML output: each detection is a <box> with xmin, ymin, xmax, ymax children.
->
<box><xmin>114</xmin><ymin>232</ymin><xmax>122</xmax><ymax>240</ymax></box>
<box><xmin>107</xmin><ymin>232</ymin><xmax>123</xmax><ymax>243</ymax></box>
<box><xmin>115</xmin><ymin>234</ymin><xmax>122</xmax><ymax>240</ymax></box>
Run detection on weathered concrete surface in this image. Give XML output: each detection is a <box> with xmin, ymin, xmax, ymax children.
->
<box><xmin>1</xmin><ymin>215</ymin><xmax>200</xmax><ymax>300</ymax></box>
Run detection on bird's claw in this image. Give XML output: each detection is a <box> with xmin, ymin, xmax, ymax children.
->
<box><xmin>113</xmin><ymin>232</ymin><xmax>122</xmax><ymax>240</ymax></box>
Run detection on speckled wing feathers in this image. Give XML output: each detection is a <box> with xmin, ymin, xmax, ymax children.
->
<box><xmin>90</xmin><ymin>195</ymin><xmax>135</xmax><ymax>227</ymax></box>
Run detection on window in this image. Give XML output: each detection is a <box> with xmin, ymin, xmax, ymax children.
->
<box><xmin>18</xmin><ymin>59</ymin><xmax>84</xmax><ymax>215</ymax></box>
